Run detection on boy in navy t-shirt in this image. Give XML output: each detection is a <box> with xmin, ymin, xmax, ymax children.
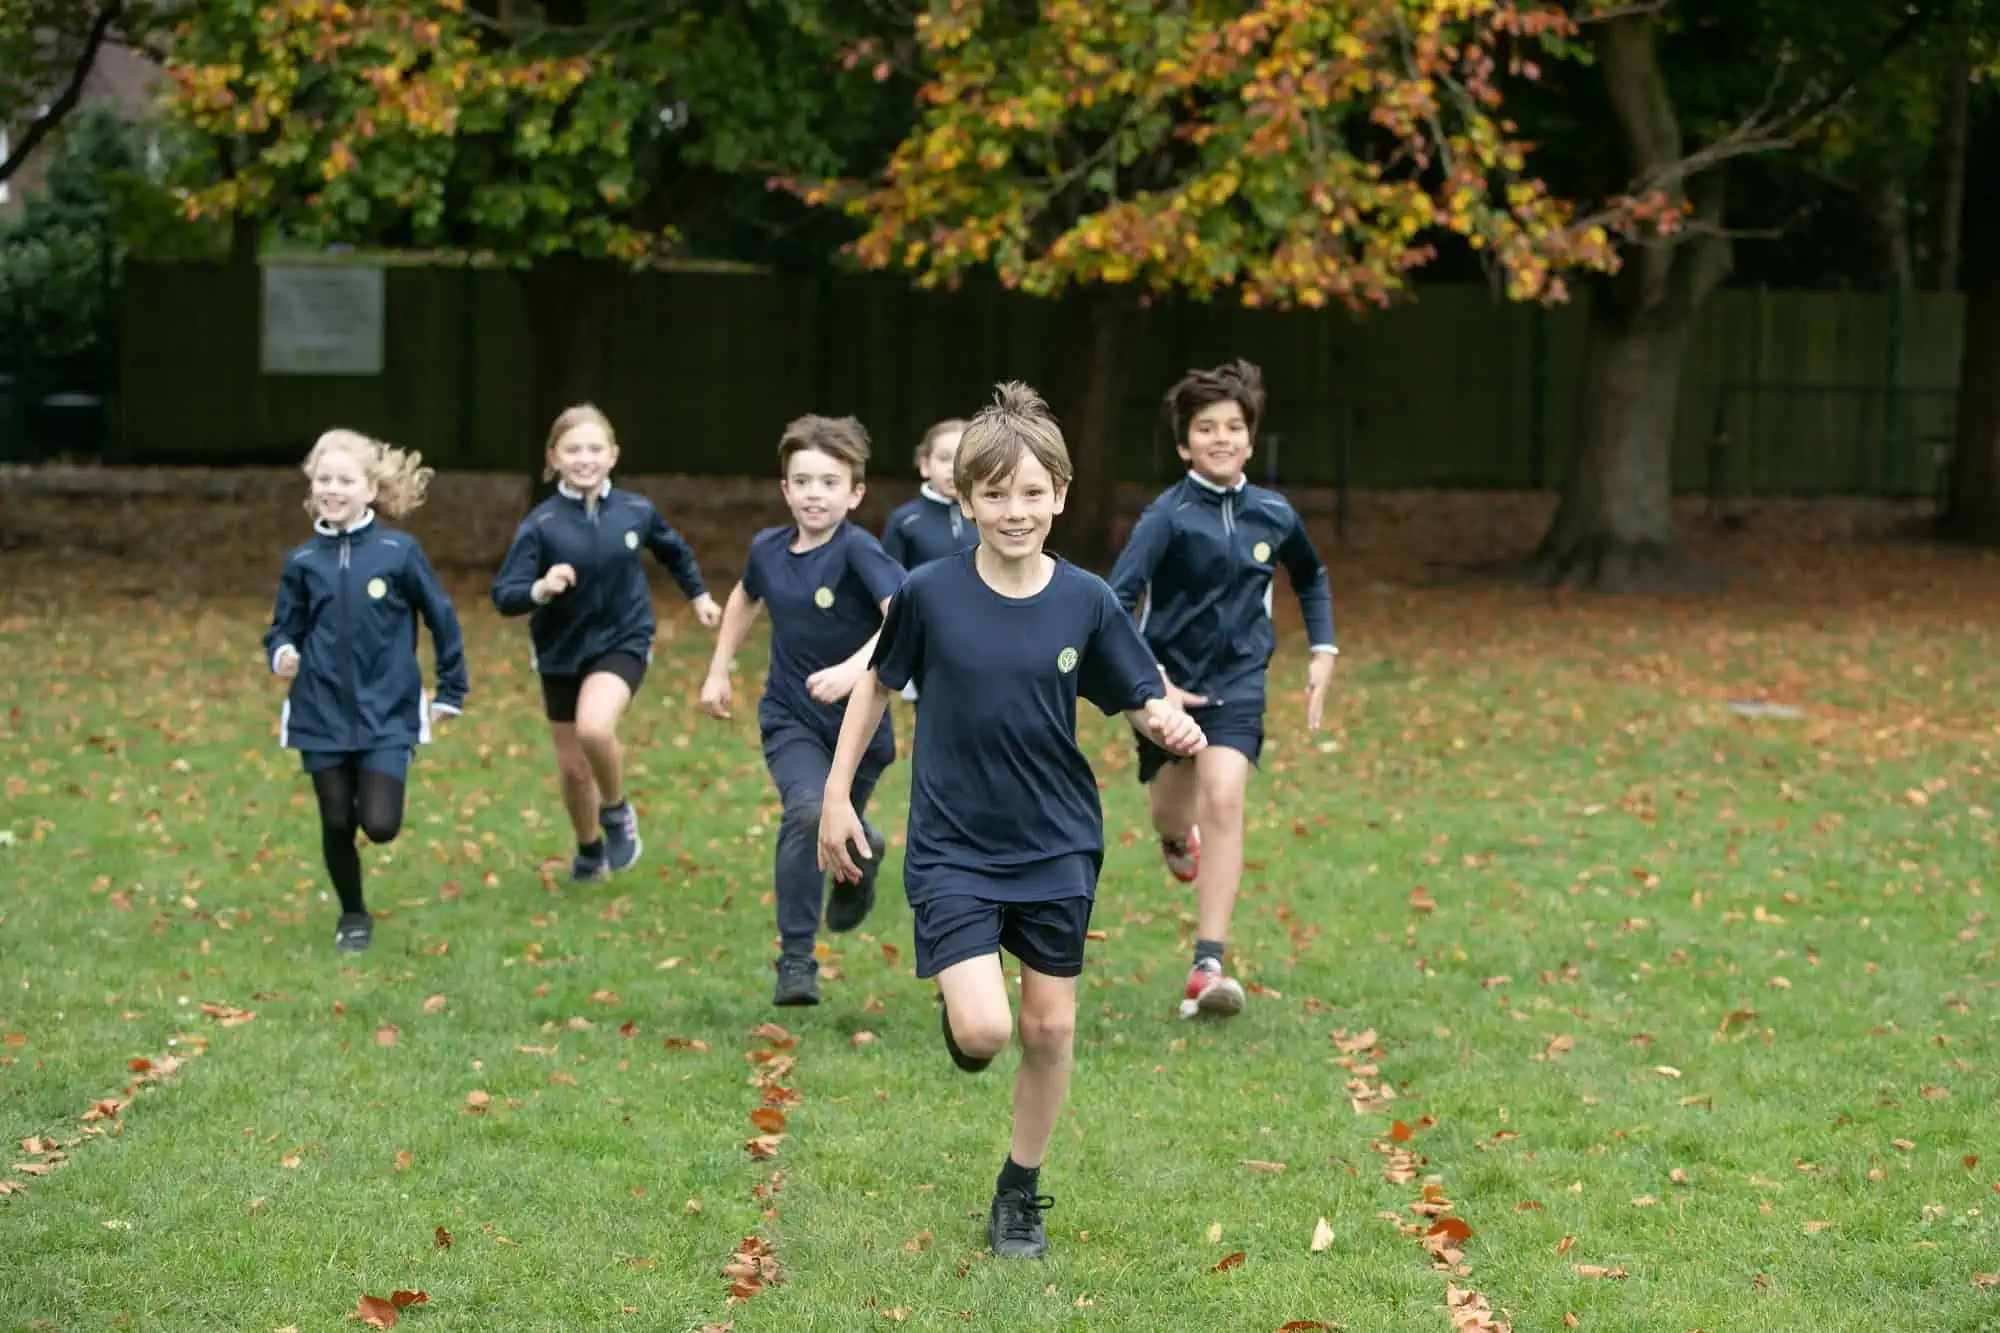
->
<box><xmin>701</xmin><ymin>415</ymin><xmax>907</xmax><ymax>1006</ymax></box>
<box><xmin>1108</xmin><ymin>359</ymin><xmax>1337</xmax><ymax>1020</ymax></box>
<box><xmin>819</xmin><ymin>383</ymin><xmax>1204</xmax><ymax>1261</ymax></box>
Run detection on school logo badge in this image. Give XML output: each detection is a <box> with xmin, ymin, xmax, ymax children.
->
<box><xmin>1056</xmin><ymin>646</ymin><xmax>1078</xmax><ymax>674</ymax></box>
<box><xmin>366</xmin><ymin>577</ymin><xmax>388</xmax><ymax>599</ymax></box>
<box><xmin>813</xmin><ymin>586</ymin><xmax>835</xmax><ymax>609</ymax></box>
<box><xmin>1252</xmin><ymin>541</ymin><xmax>1272</xmax><ymax>563</ymax></box>
<box><xmin>624</xmin><ymin>530</ymin><xmax>640</xmax><ymax>549</ymax></box>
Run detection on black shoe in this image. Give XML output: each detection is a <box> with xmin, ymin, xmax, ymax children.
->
<box><xmin>940</xmin><ymin>999</ymin><xmax>993</xmax><ymax>1073</ymax></box>
<box><xmin>334</xmin><ymin>912</ymin><xmax>373</xmax><ymax>954</ymax></box>
<box><xmin>988</xmin><ymin>1188</ymin><xmax>1053</xmax><ymax>1259</ymax></box>
<box><xmin>773</xmin><ymin>953</ymin><xmax>820</xmax><ymax>1007</ymax></box>
<box><xmin>824</xmin><ymin>827</ymin><xmax>887</xmax><ymax>933</ymax></box>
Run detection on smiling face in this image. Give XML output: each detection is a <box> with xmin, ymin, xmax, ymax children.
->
<box><xmin>780</xmin><ymin>446</ymin><xmax>863</xmax><ymax>539</ymax></box>
<box><xmin>1180</xmin><ymin>397</ymin><xmax>1253</xmax><ymax>487</ymax></box>
<box><xmin>310</xmin><ymin>443</ymin><xmax>378</xmax><ymax>527</ymax></box>
<box><xmin>962</xmin><ymin>449</ymin><xmax>1065</xmax><ymax>561</ymax></box>
<box><xmin>548</xmin><ymin>420</ymin><xmax>618</xmax><ymax>494</ymax></box>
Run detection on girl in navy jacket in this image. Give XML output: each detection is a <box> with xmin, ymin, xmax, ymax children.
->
<box><xmin>264</xmin><ymin>430</ymin><xmax>469</xmax><ymax>953</ymax></box>
<box><xmin>491</xmin><ymin>404</ymin><xmax>721</xmax><ymax>882</ymax></box>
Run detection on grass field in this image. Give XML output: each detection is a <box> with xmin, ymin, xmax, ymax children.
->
<box><xmin>2</xmin><ymin>471</ymin><xmax>1997</xmax><ymax>1332</ymax></box>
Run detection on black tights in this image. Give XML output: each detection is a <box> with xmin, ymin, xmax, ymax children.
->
<box><xmin>312</xmin><ymin>761</ymin><xmax>407</xmax><ymax>916</ymax></box>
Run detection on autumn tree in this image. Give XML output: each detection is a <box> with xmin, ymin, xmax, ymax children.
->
<box><xmin>797</xmin><ymin>0</ymin><xmax>1667</xmax><ymax>565</ymax></box>
<box><xmin>163</xmin><ymin>0</ymin><xmax>898</xmax><ymax>486</ymax></box>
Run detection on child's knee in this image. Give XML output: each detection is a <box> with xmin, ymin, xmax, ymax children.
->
<box><xmin>1016</xmin><ymin>1005</ymin><xmax>1075</xmax><ymax>1060</ymax></box>
<box><xmin>1198</xmin><ymin>775</ymin><xmax>1246</xmax><ymax>827</ymax></box>
<box><xmin>359</xmin><ymin>813</ymin><xmax>402</xmax><ymax>845</ymax></box>
<box><xmin>780</xmin><ymin>795</ymin><xmax>823</xmax><ymax>839</ymax></box>
<box><xmin>557</xmin><ymin>752</ymin><xmax>594</xmax><ymax>786</ymax></box>
<box><xmin>952</xmin><ymin>1008</ymin><xmax>1014</xmax><ymax>1060</ymax></box>
<box><xmin>574</xmin><ymin>717</ymin><xmax>618</xmax><ymax>752</ymax></box>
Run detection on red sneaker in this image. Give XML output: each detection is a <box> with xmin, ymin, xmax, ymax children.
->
<box><xmin>1160</xmin><ymin>825</ymin><xmax>1200</xmax><ymax>884</ymax></box>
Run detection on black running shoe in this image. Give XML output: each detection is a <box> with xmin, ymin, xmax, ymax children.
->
<box><xmin>988</xmin><ymin>1188</ymin><xmax>1054</xmax><ymax>1259</ymax></box>
<box><xmin>824</xmin><ymin>827</ymin><xmax>887</xmax><ymax>932</ymax></box>
<box><xmin>772</xmin><ymin>953</ymin><xmax>821</xmax><ymax>1007</ymax></box>
<box><xmin>334</xmin><ymin>912</ymin><xmax>373</xmax><ymax>954</ymax></box>
<box><xmin>940</xmin><ymin>999</ymin><xmax>993</xmax><ymax>1073</ymax></box>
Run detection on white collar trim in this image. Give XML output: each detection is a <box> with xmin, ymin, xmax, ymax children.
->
<box><xmin>314</xmin><ymin>508</ymin><xmax>376</xmax><ymax>537</ymax></box>
<box><xmin>919</xmin><ymin>483</ymin><xmax>954</xmax><ymax>505</ymax></box>
<box><xmin>1186</xmin><ymin>469</ymin><xmax>1246</xmax><ymax>495</ymax></box>
<box><xmin>558</xmin><ymin>480</ymin><xmax>613</xmax><ymax>501</ymax></box>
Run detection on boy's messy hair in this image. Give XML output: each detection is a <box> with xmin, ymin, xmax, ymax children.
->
<box><xmin>955</xmin><ymin>382</ymin><xmax>1072</xmax><ymax>493</ymax></box>
<box><xmin>779</xmin><ymin>414</ymin><xmax>872</xmax><ymax>481</ymax></box>
<box><xmin>542</xmin><ymin>403</ymin><xmax>617</xmax><ymax>482</ymax></box>
<box><xmin>303</xmin><ymin>429</ymin><xmax>433</xmax><ymax>520</ymax></box>
<box><xmin>1164</xmin><ymin>358</ymin><xmax>1266</xmax><ymax>447</ymax></box>
<box><xmin>913</xmin><ymin>417</ymin><xmax>967</xmax><ymax>468</ymax></box>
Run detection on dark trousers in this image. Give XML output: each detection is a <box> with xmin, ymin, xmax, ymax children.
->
<box><xmin>763</xmin><ymin>725</ymin><xmax>886</xmax><ymax>955</ymax></box>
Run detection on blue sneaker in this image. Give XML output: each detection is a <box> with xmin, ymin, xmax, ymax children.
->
<box><xmin>571</xmin><ymin>845</ymin><xmax>608</xmax><ymax>883</ymax></box>
<box><xmin>600</xmin><ymin>801</ymin><xmax>642</xmax><ymax>873</ymax></box>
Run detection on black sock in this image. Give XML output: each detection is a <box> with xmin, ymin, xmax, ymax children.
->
<box><xmin>600</xmin><ymin>800</ymin><xmax>627</xmax><ymax>818</ymax></box>
<box><xmin>996</xmin><ymin>1156</ymin><xmax>1040</xmax><ymax>1196</ymax></box>
<box><xmin>322</xmin><ymin>825</ymin><xmax>366</xmax><ymax>916</ymax></box>
<box><xmin>1194</xmin><ymin>939</ymin><xmax>1225</xmax><ymax>972</ymax></box>
<box><xmin>579</xmin><ymin>837</ymin><xmax>605</xmax><ymax>859</ymax></box>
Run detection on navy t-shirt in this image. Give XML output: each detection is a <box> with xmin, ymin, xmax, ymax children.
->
<box><xmin>871</xmin><ymin>550</ymin><xmax>1165</xmax><ymax>904</ymax></box>
<box><xmin>743</xmin><ymin>522</ymin><xmax>906</xmax><ymax>754</ymax></box>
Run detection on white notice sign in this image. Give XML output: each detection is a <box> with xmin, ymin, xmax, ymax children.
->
<box><xmin>260</xmin><ymin>264</ymin><xmax>385</xmax><ymax>375</ymax></box>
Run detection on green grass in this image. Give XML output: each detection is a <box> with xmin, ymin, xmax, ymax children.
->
<box><xmin>3</xmin><ymin>487</ymin><xmax>1999</xmax><ymax>1332</ymax></box>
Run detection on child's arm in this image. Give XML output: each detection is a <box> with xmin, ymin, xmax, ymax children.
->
<box><xmin>807</xmin><ymin>536</ymin><xmax>907</xmax><ymax>704</ymax></box>
<box><xmin>1082</xmin><ymin>583</ymin><xmax>1205</xmax><ymax>757</ymax></box>
<box><xmin>1275</xmin><ymin>508</ymin><xmax>1338</xmax><ymax>730</ymax></box>
<box><xmin>407</xmin><ymin>544</ymin><xmax>469</xmax><ymax>715</ymax></box>
<box><xmin>643</xmin><ymin>506</ymin><xmax>719</xmax><ymax>624</ymax></box>
<box><xmin>699</xmin><ymin>582</ymin><xmax>763</xmax><ymax>719</ymax></box>
<box><xmin>263</xmin><ymin>559</ymin><xmax>309</xmax><ymax>675</ymax></box>
<box><xmin>1105</xmin><ymin>498</ymin><xmax>1172</xmax><ymax>618</ymax></box>
<box><xmin>805</xmin><ymin>599</ymin><xmax>895</xmax><ymax>704</ymax></box>
<box><xmin>817</xmin><ymin>666</ymin><xmax>889</xmax><ymax>883</ymax></box>
<box><xmin>490</xmin><ymin>522</ymin><xmax>547</xmax><ymax>616</ymax></box>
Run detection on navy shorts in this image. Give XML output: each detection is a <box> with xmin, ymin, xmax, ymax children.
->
<box><xmin>541</xmin><ymin>650</ymin><xmax>648</xmax><ymax>723</ymax></box>
<box><xmin>912</xmin><ymin>894</ymin><xmax>1095</xmax><ymax>980</ymax></box>
<box><xmin>1135</xmin><ymin>697</ymin><xmax>1265</xmax><ymax>783</ymax></box>
<box><xmin>300</xmin><ymin>746</ymin><xmax>412</xmax><ymax>781</ymax></box>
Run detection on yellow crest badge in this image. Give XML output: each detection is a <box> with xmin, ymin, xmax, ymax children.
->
<box><xmin>624</xmin><ymin>530</ymin><xmax>640</xmax><ymax>549</ymax></box>
<box><xmin>366</xmin><ymin>577</ymin><xmax>388</xmax><ymax>599</ymax></box>
<box><xmin>1252</xmin><ymin>541</ymin><xmax>1272</xmax><ymax>563</ymax></box>
<box><xmin>813</xmin><ymin>586</ymin><xmax>835</xmax><ymax>609</ymax></box>
<box><xmin>1056</xmin><ymin>646</ymin><xmax>1079</xmax><ymax>674</ymax></box>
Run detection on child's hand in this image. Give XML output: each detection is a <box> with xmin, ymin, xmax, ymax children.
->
<box><xmin>1145</xmin><ymin>700</ymin><xmax>1207</xmax><ymax>757</ymax></box>
<box><xmin>1163</xmin><ymin>675</ymin><xmax>1209</xmax><ymax>711</ymax></box>
<box><xmin>1305</xmin><ymin>651</ymin><xmax>1338</xmax><ymax>731</ymax></box>
<box><xmin>691</xmin><ymin>593</ymin><xmax>722</xmax><ymax>630</ymax></box>
<box><xmin>272</xmin><ymin>645</ymin><xmax>300</xmax><ymax>678</ymax></box>
<box><xmin>533</xmin><ymin>563</ymin><xmax>577</xmax><ymax>602</ymax></box>
<box><xmin>699</xmin><ymin>671</ymin><xmax>733</xmax><ymax>720</ymax></box>
<box><xmin>817</xmin><ymin>796</ymin><xmax>871</xmax><ymax>884</ymax></box>
<box><xmin>806</xmin><ymin>662</ymin><xmax>859</xmax><ymax>705</ymax></box>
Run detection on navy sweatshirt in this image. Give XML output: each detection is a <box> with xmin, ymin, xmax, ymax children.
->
<box><xmin>882</xmin><ymin>485</ymin><xmax>977</xmax><ymax>569</ymax></box>
<box><xmin>490</xmin><ymin>482</ymin><xmax>708</xmax><ymax>675</ymax></box>
<box><xmin>1107</xmin><ymin>473</ymin><xmax>1336</xmax><ymax>703</ymax></box>
<box><xmin>264</xmin><ymin>511</ymin><xmax>469</xmax><ymax>752</ymax></box>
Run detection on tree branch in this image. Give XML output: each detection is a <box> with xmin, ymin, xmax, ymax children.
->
<box><xmin>0</xmin><ymin>0</ymin><xmax>124</xmax><ymax>185</ymax></box>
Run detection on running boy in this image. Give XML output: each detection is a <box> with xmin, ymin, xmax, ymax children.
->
<box><xmin>699</xmin><ymin>415</ymin><xmax>906</xmax><ymax>1007</ymax></box>
<box><xmin>882</xmin><ymin>419</ymin><xmax>977</xmax><ymax>702</ymax></box>
<box><xmin>491</xmin><ymin>404</ymin><xmax>722</xmax><ymax>881</ymax></box>
<box><xmin>264</xmin><ymin>429</ymin><xmax>468</xmax><ymax>953</ymax></box>
<box><xmin>818</xmin><ymin>383</ymin><xmax>1204</xmax><ymax>1260</ymax></box>
<box><xmin>1107</xmin><ymin>359</ymin><xmax>1337</xmax><ymax>1019</ymax></box>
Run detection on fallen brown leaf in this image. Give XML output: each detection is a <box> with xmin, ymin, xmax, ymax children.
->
<box><xmin>434</xmin><ymin>1226</ymin><xmax>452</xmax><ymax>1249</ymax></box>
<box><xmin>1211</xmin><ymin>1250</ymin><xmax>1246</xmax><ymax>1272</ymax></box>
<box><xmin>352</xmin><ymin>1294</ymin><xmax>399</xmax><ymax>1328</ymax></box>
<box><xmin>1573</xmin><ymin>1265</ymin><xmax>1629</xmax><ymax>1279</ymax></box>
<box><xmin>393</xmin><ymin>1150</ymin><xmax>413</xmax><ymax>1173</ymax></box>
<box><xmin>423</xmin><ymin>995</ymin><xmax>447</xmax><ymax>1014</ymax></box>
<box><xmin>464</xmin><ymin>1090</ymin><xmax>490</xmax><ymax>1113</ymax></box>
<box><xmin>749</xmin><ymin>1108</ymin><xmax>787</xmax><ymax>1134</ymax></box>
<box><xmin>1241</xmin><ymin>1159</ymin><xmax>1287</xmax><ymax>1173</ymax></box>
<box><xmin>1389</xmin><ymin>1119</ymin><xmax>1415</xmax><ymax>1143</ymax></box>
<box><xmin>1309</xmin><ymin>1216</ymin><xmax>1333</xmax><ymax>1253</ymax></box>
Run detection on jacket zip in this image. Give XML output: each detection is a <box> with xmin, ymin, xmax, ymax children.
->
<box><xmin>339</xmin><ymin>535</ymin><xmax>364</xmax><ymax>749</ymax></box>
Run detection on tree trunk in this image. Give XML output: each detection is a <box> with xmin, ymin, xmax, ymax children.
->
<box><xmin>1527</xmin><ymin>12</ymin><xmax>1730</xmax><ymax>593</ymax></box>
<box><xmin>1926</xmin><ymin>52</ymin><xmax>1970</xmax><ymax>292</ymax></box>
<box><xmin>1050</xmin><ymin>285</ymin><xmax>1130</xmax><ymax>571</ymax></box>
<box><xmin>517</xmin><ymin>256</ymin><xmax>616</xmax><ymax>507</ymax></box>
<box><xmin>1938</xmin><ymin>103</ymin><xmax>2000</xmax><ymax>542</ymax></box>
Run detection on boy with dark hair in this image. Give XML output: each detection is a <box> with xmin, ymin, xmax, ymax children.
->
<box><xmin>701</xmin><ymin>414</ymin><xmax>906</xmax><ymax>1006</ymax></box>
<box><xmin>819</xmin><ymin>382</ymin><xmax>1204</xmax><ymax>1260</ymax></box>
<box><xmin>1107</xmin><ymin>358</ymin><xmax>1338</xmax><ymax>1019</ymax></box>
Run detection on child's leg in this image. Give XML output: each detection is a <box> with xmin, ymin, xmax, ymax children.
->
<box><xmin>548</xmin><ymin>723</ymin><xmax>600</xmax><ymax>844</ymax></box>
<box><xmin>764</xmin><ymin>732</ymin><xmax>833</xmax><ymax>961</ymax></box>
<box><xmin>1181</xmin><ymin>744</ymin><xmax>1255</xmax><ymax>1017</ymax></box>
<box><xmin>354</xmin><ymin>759</ymin><xmax>408</xmax><ymax>847</ymax></box>
<box><xmin>935</xmin><ymin>953</ymin><xmax>1014</xmax><ymax>1064</ymax></box>
<box><xmin>1009</xmin><ymin>965</ymin><xmax>1079</xmax><ymax>1172</ymax></box>
<box><xmin>572</xmin><ymin>672</ymin><xmax>636</xmax><ymax>807</ymax></box>
<box><xmin>310</xmin><ymin>758</ymin><xmax>365</xmax><ymax>915</ymax></box>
